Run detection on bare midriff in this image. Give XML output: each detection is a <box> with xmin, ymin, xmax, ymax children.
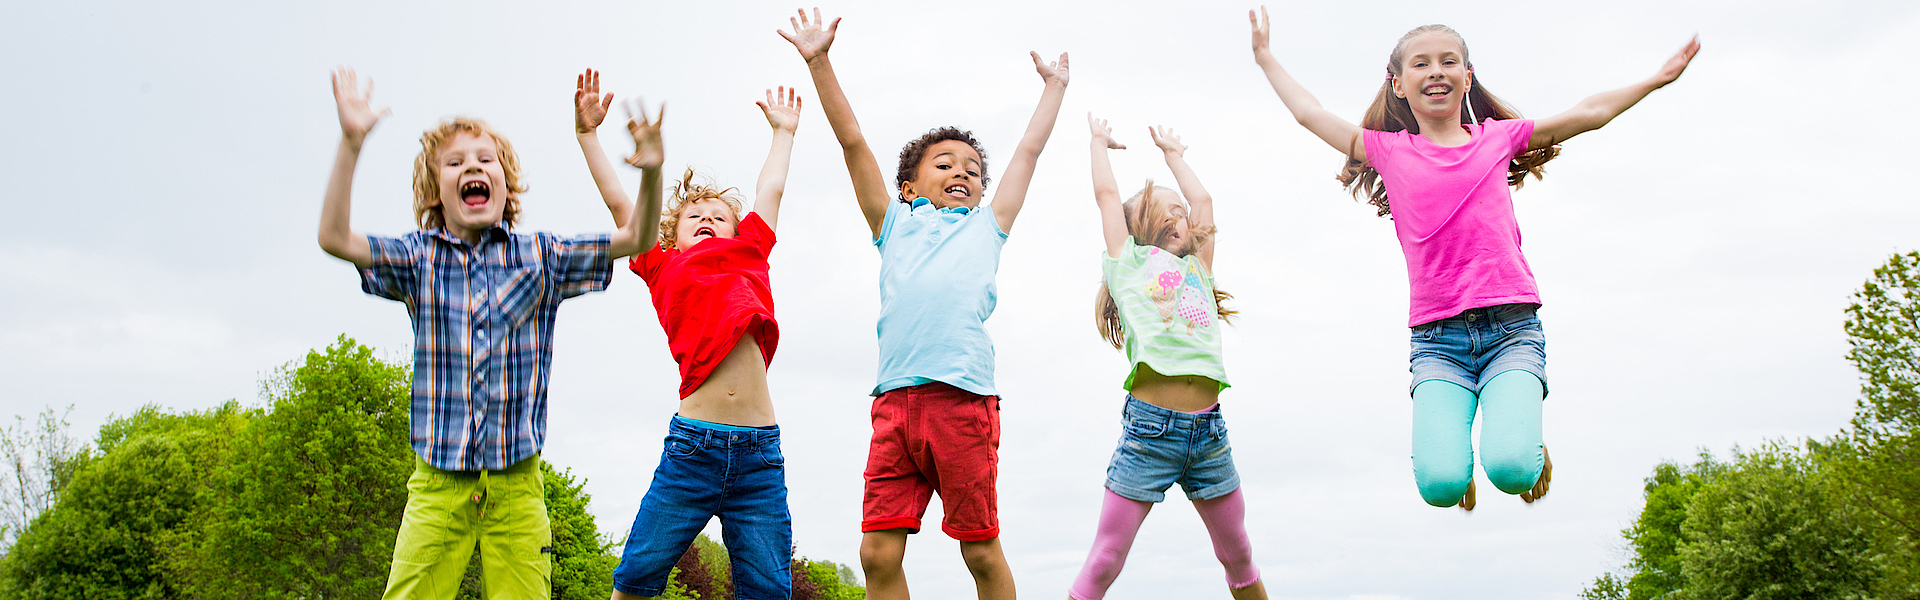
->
<box><xmin>677</xmin><ymin>335</ymin><xmax>776</xmax><ymax>427</ymax></box>
<box><xmin>1127</xmin><ymin>363</ymin><xmax>1221</xmax><ymax>413</ymax></box>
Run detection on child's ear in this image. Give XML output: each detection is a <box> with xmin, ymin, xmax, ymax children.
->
<box><xmin>898</xmin><ymin>180</ymin><xmax>915</xmax><ymax>201</ymax></box>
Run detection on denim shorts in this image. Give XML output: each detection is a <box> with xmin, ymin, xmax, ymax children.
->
<box><xmin>612</xmin><ymin>416</ymin><xmax>791</xmax><ymax>600</ymax></box>
<box><xmin>1104</xmin><ymin>396</ymin><xmax>1240</xmax><ymax>503</ymax></box>
<box><xmin>1409</xmin><ymin>303</ymin><xmax>1548</xmax><ymax>396</ymax></box>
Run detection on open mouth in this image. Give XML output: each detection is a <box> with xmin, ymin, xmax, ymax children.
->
<box><xmin>694</xmin><ymin>226</ymin><xmax>716</xmax><ymax>239</ymax></box>
<box><xmin>459</xmin><ymin>180</ymin><xmax>491</xmax><ymax>208</ymax></box>
<box><xmin>1422</xmin><ymin>83</ymin><xmax>1452</xmax><ymax>98</ymax></box>
<box><xmin>944</xmin><ymin>184</ymin><xmax>969</xmax><ymax>199</ymax></box>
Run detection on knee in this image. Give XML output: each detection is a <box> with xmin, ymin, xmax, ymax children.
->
<box><xmin>858</xmin><ymin>535</ymin><xmax>905</xmax><ymax>577</ymax></box>
<box><xmin>1484</xmin><ymin>452</ymin><xmax>1541</xmax><ymax>495</ymax></box>
<box><xmin>1414</xmin><ymin>469</ymin><xmax>1471</xmax><ymax>508</ymax></box>
<box><xmin>958</xmin><ymin>539</ymin><xmax>1008</xmax><ymax>577</ymax></box>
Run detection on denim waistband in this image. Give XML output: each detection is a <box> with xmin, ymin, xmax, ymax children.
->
<box><xmin>1122</xmin><ymin>395</ymin><xmax>1222</xmax><ymax>426</ymax></box>
<box><xmin>1425</xmin><ymin>303</ymin><xmax>1538</xmax><ymax>332</ymax></box>
<box><xmin>669</xmin><ymin>415</ymin><xmax>780</xmax><ymax>447</ymax></box>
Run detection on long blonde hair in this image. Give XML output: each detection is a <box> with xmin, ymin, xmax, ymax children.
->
<box><xmin>1339</xmin><ymin>24</ymin><xmax>1559</xmax><ymax>217</ymax></box>
<box><xmin>657</xmin><ymin>168</ymin><xmax>745</xmax><ymax>250</ymax></box>
<box><xmin>1095</xmin><ymin>181</ymin><xmax>1237</xmax><ymax>349</ymax></box>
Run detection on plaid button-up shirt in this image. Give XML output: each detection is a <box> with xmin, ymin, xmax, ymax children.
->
<box><xmin>361</xmin><ymin>227</ymin><xmax>611</xmax><ymax>471</ymax></box>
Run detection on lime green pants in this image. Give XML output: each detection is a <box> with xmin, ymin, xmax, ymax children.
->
<box><xmin>381</xmin><ymin>455</ymin><xmax>551</xmax><ymax>599</ymax></box>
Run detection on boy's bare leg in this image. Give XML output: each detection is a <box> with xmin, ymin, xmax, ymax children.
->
<box><xmin>861</xmin><ymin>529</ymin><xmax>910</xmax><ymax>600</ymax></box>
<box><xmin>959</xmin><ymin>537</ymin><xmax>1016</xmax><ymax>600</ymax></box>
<box><xmin>1230</xmin><ymin>580</ymin><xmax>1270</xmax><ymax>600</ymax></box>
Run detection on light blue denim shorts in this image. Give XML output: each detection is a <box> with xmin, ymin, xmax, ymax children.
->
<box><xmin>1104</xmin><ymin>396</ymin><xmax>1240</xmax><ymax>503</ymax></box>
<box><xmin>1409</xmin><ymin>303</ymin><xmax>1549</xmax><ymax>396</ymax></box>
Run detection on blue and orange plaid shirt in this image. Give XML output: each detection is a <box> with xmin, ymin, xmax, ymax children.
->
<box><xmin>361</xmin><ymin>226</ymin><xmax>612</xmax><ymax>471</ymax></box>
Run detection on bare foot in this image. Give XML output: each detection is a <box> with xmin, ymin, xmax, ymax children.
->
<box><xmin>1228</xmin><ymin>579</ymin><xmax>1269</xmax><ymax>600</ymax></box>
<box><xmin>1459</xmin><ymin>479</ymin><xmax>1476</xmax><ymax>512</ymax></box>
<box><xmin>1521</xmin><ymin>447</ymin><xmax>1552</xmax><ymax>503</ymax></box>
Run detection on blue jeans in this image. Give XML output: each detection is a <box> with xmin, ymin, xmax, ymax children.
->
<box><xmin>1104</xmin><ymin>396</ymin><xmax>1240</xmax><ymax>503</ymax></box>
<box><xmin>612</xmin><ymin>417</ymin><xmax>792</xmax><ymax>599</ymax></box>
<box><xmin>1408</xmin><ymin>304</ymin><xmax>1546</xmax><ymax>505</ymax></box>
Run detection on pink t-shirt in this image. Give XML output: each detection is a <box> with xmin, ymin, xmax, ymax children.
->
<box><xmin>1363</xmin><ymin>119</ymin><xmax>1540</xmax><ymax>327</ymax></box>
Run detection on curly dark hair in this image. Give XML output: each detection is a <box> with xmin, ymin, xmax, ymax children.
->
<box><xmin>894</xmin><ymin>126</ymin><xmax>989</xmax><ymax>202</ymax></box>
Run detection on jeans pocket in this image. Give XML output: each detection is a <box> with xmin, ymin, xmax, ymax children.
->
<box><xmin>664</xmin><ymin>433</ymin><xmax>701</xmax><ymax>459</ymax></box>
<box><xmin>1123</xmin><ymin>414</ymin><xmax>1169</xmax><ymax>439</ymax></box>
<box><xmin>759</xmin><ymin>441</ymin><xmax>786</xmax><ymax>468</ymax></box>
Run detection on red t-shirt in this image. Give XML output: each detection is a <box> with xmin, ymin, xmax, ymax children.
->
<box><xmin>629</xmin><ymin>212</ymin><xmax>778</xmax><ymax>398</ymax></box>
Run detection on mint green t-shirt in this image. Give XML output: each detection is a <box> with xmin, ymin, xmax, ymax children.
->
<box><xmin>1102</xmin><ymin>238</ymin><xmax>1228</xmax><ymax>391</ymax></box>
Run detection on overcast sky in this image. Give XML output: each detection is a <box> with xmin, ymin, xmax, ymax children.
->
<box><xmin>4</xmin><ymin>0</ymin><xmax>1918</xmax><ymax>598</ymax></box>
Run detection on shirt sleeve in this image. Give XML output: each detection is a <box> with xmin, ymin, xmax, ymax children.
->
<box><xmin>739</xmin><ymin>212</ymin><xmax>777</xmax><ymax>257</ymax></box>
<box><xmin>1361</xmin><ymin>129</ymin><xmax>1397</xmax><ymax>166</ymax></box>
<box><xmin>359</xmin><ymin>234</ymin><xmax>419</xmax><ymax>302</ymax></box>
<box><xmin>629</xmin><ymin>244</ymin><xmax>668</xmax><ymax>284</ymax></box>
<box><xmin>539</xmin><ymin>232</ymin><xmax>613</xmax><ymax>299</ymax></box>
<box><xmin>874</xmin><ymin>201</ymin><xmax>908</xmax><ymax>249</ymax></box>
<box><xmin>1495</xmin><ymin>118</ymin><xmax>1536</xmax><ymax>158</ymax></box>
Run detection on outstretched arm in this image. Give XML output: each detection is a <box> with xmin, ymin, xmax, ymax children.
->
<box><xmin>753</xmin><ymin>86</ymin><xmax>802</xmax><ymax>231</ymax></box>
<box><xmin>1088</xmin><ymin>114</ymin><xmax>1129</xmax><ymax>259</ymax></box>
<box><xmin>989</xmin><ymin>51</ymin><xmax>1070</xmax><ymax>234</ymax></box>
<box><xmin>318</xmin><ymin>67</ymin><xmax>389</xmax><ymax>269</ymax></box>
<box><xmin>1150</xmin><ymin>126</ymin><xmax>1217</xmax><ymax>269</ymax></box>
<box><xmin>609</xmin><ymin>101</ymin><xmax>665</xmax><ymax>258</ymax></box>
<box><xmin>1530</xmin><ymin>36</ymin><xmax>1700</xmax><ymax>150</ymax></box>
<box><xmin>781</xmin><ymin>8</ymin><xmax>890</xmax><ymax>238</ymax></box>
<box><xmin>573</xmin><ymin>68</ymin><xmax>632</xmax><ymax>228</ymax></box>
<box><xmin>1249</xmin><ymin>6</ymin><xmax>1366</xmax><ymax>162</ymax></box>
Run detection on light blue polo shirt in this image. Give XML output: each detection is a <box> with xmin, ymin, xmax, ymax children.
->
<box><xmin>871</xmin><ymin>198</ymin><xmax>1007</xmax><ymax>396</ymax></box>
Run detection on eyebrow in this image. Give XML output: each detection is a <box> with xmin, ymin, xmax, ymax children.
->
<box><xmin>932</xmin><ymin>151</ymin><xmax>980</xmax><ymax>167</ymax></box>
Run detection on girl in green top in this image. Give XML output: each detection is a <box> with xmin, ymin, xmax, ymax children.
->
<box><xmin>1070</xmin><ymin>115</ymin><xmax>1266</xmax><ymax>600</ymax></box>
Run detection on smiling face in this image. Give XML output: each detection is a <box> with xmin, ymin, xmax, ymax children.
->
<box><xmin>1391</xmin><ymin>31</ymin><xmax>1473</xmax><ymax>123</ymax></box>
<box><xmin>900</xmin><ymin>139</ymin><xmax>984</xmax><ymax>210</ymax></box>
<box><xmin>433</xmin><ymin>132</ymin><xmax>510</xmax><ymax>240</ymax></box>
<box><xmin>672</xmin><ymin>197</ymin><xmax>739</xmax><ymax>250</ymax></box>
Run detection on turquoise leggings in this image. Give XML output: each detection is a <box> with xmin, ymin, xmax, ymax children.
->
<box><xmin>1411</xmin><ymin>370</ymin><xmax>1544</xmax><ymax>507</ymax></box>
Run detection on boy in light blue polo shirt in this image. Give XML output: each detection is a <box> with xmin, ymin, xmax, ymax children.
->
<box><xmin>782</xmin><ymin>9</ymin><xmax>1069</xmax><ymax>600</ymax></box>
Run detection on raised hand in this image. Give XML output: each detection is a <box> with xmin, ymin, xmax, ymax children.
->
<box><xmin>575</xmin><ymin>68</ymin><xmax>615</xmax><ymax>134</ymax></box>
<box><xmin>1652</xmin><ymin>36</ymin><xmax>1702</xmax><ymax>88</ymax></box>
<box><xmin>757</xmin><ymin>86</ymin><xmax>803</xmax><ymax>134</ymax></box>
<box><xmin>1032</xmin><ymin>51</ymin><xmax>1070</xmax><ymax>88</ymax></box>
<box><xmin>1089</xmin><ymin>113</ymin><xmax>1125</xmax><ymax>150</ymax></box>
<box><xmin>1148</xmin><ymin>125</ymin><xmax>1187</xmax><ymax>157</ymax></box>
<box><xmin>623</xmin><ymin>98</ymin><xmax>665</xmax><ymax>170</ymax></box>
<box><xmin>1249</xmin><ymin>6</ymin><xmax>1271</xmax><ymax>54</ymax></box>
<box><xmin>778</xmin><ymin>7</ymin><xmax>839</xmax><ymax>62</ymax></box>
<box><xmin>331</xmin><ymin>67</ymin><xmax>390</xmax><ymax>148</ymax></box>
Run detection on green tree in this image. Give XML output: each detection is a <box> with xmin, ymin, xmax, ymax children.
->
<box><xmin>1675</xmin><ymin>446</ymin><xmax>1881</xmax><ymax>600</ymax></box>
<box><xmin>0</xmin><ymin>406</ymin><xmax>87</xmax><ymax>551</ymax></box>
<box><xmin>1581</xmin><ymin>453</ymin><xmax>1720</xmax><ymax>600</ymax></box>
<box><xmin>0</xmin><ymin>403</ymin><xmax>250</xmax><ymax>600</ymax></box>
<box><xmin>167</xmin><ymin>335</ymin><xmax>413</xmax><ymax>599</ymax></box>
<box><xmin>1832</xmin><ymin>250</ymin><xmax>1920</xmax><ymax>592</ymax></box>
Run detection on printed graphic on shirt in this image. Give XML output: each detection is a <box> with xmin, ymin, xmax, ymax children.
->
<box><xmin>1142</xmin><ymin>246</ymin><xmax>1212</xmax><ymax>334</ymax></box>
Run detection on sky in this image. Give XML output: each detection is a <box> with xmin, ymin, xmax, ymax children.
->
<box><xmin>3</xmin><ymin>0</ymin><xmax>1918</xmax><ymax>598</ymax></box>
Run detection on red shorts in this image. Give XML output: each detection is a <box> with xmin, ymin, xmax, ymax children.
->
<box><xmin>861</xmin><ymin>382</ymin><xmax>1001</xmax><ymax>541</ymax></box>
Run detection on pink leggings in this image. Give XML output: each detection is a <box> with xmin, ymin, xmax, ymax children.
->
<box><xmin>1068</xmin><ymin>489</ymin><xmax>1260</xmax><ymax>600</ymax></box>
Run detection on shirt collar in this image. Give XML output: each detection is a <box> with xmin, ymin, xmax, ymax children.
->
<box><xmin>427</xmin><ymin>224</ymin><xmax>511</xmax><ymax>248</ymax></box>
<box><xmin>910</xmin><ymin>197</ymin><xmax>970</xmax><ymax>215</ymax></box>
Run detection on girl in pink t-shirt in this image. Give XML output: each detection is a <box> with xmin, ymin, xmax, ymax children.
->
<box><xmin>1247</xmin><ymin>9</ymin><xmax>1699</xmax><ymax>510</ymax></box>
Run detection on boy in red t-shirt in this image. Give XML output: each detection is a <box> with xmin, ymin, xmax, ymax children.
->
<box><xmin>581</xmin><ymin>82</ymin><xmax>804</xmax><ymax>600</ymax></box>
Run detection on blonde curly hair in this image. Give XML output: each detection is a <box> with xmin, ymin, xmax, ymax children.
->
<box><xmin>658</xmin><ymin>168</ymin><xmax>745</xmax><ymax>250</ymax></box>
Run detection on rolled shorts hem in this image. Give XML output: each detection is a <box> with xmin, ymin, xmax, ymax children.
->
<box><xmin>1184</xmin><ymin>474</ymin><xmax>1242</xmax><ymax>502</ymax></box>
<box><xmin>861</xmin><ymin>516</ymin><xmax>921</xmax><ymax>534</ymax></box>
<box><xmin>1408</xmin><ymin>366</ymin><xmax>1548</xmax><ymax>397</ymax></box>
<box><xmin>942</xmin><ymin>523</ymin><xmax>1000</xmax><ymax>542</ymax></box>
<box><xmin>1104</xmin><ymin>480</ymin><xmax>1166</xmax><ymax>503</ymax></box>
<box><xmin>612</xmin><ymin>581</ymin><xmax>665</xmax><ymax>597</ymax></box>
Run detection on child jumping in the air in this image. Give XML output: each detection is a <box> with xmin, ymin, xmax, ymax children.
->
<box><xmin>580</xmin><ymin>70</ymin><xmax>806</xmax><ymax>600</ymax></box>
<box><xmin>1072</xmin><ymin>116</ymin><xmax>1266</xmax><ymax>600</ymax></box>
<box><xmin>780</xmin><ymin>8</ymin><xmax>1067</xmax><ymax>600</ymax></box>
<box><xmin>317</xmin><ymin>68</ymin><xmax>656</xmax><ymax>599</ymax></box>
<box><xmin>1247</xmin><ymin>7</ymin><xmax>1700</xmax><ymax>510</ymax></box>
